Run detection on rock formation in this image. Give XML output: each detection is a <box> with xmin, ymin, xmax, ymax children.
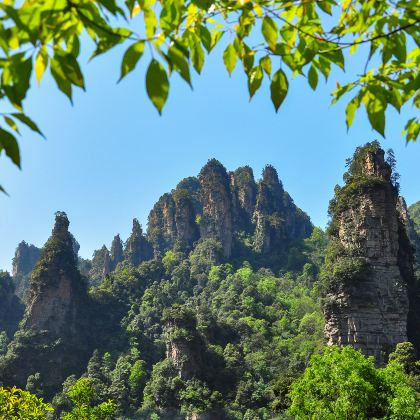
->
<box><xmin>253</xmin><ymin>165</ymin><xmax>312</xmax><ymax>255</ymax></box>
<box><xmin>89</xmin><ymin>245</ymin><xmax>111</xmax><ymax>285</ymax></box>
<box><xmin>324</xmin><ymin>142</ymin><xmax>415</xmax><ymax>364</ymax></box>
<box><xmin>199</xmin><ymin>159</ymin><xmax>233</xmax><ymax>258</ymax></box>
<box><xmin>125</xmin><ymin>218</ymin><xmax>153</xmax><ymax>265</ymax></box>
<box><xmin>0</xmin><ymin>212</ymin><xmax>91</xmax><ymax>396</ymax></box>
<box><xmin>147</xmin><ymin>194</ymin><xmax>177</xmax><ymax>254</ymax></box>
<box><xmin>110</xmin><ymin>234</ymin><xmax>124</xmax><ymax>270</ymax></box>
<box><xmin>12</xmin><ymin>241</ymin><xmax>41</xmax><ymax>299</ymax></box>
<box><xmin>230</xmin><ymin>166</ymin><xmax>257</xmax><ymax>232</ymax></box>
<box><xmin>0</xmin><ymin>271</ymin><xmax>24</xmax><ymax>337</ymax></box>
<box><xmin>164</xmin><ymin>306</ymin><xmax>204</xmax><ymax>380</ymax></box>
<box><xmin>12</xmin><ymin>241</ymin><xmax>41</xmax><ymax>278</ymax></box>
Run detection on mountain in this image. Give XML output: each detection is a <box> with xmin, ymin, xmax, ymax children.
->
<box><xmin>323</xmin><ymin>142</ymin><xmax>417</xmax><ymax>365</ymax></box>
<box><xmin>0</xmin><ymin>152</ymin><xmax>418</xmax><ymax>418</ymax></box>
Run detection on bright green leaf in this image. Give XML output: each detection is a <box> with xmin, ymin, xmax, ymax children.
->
<box><xmin>119</xmin><ymin>40</ymin><xmax>145</xmax><ymax>81</ymax></box>
<box><xmin>223</xmin><ymin>44</ymin><xmax>237</xmax><ymax>76</ymax></box>
<box><xmin>262</xmin><ymin>16</ymin><xmax>278</xmax><ymax>51</ymax></box>
<box><xmin>35</xmin><ymin>46</ymin><xmax>48</xmax><ymax>85</ymax></box>
<box><xmin>248</xmin><ymin>65</ymin><xmax>263</xmax><ymax>99</ymax></box>
<box><xmin>146</xmin><ymin>59</ymin><xmax>169</xmax><ymax>114</ymax></box>
<box><xmin>270</xmin><ymin>69</ymin><xmax>288</xmax><ymax>111</ymax></box>
<box><xmin>308</xmin><ymin>65</ymin><xmax>318</xmax><ymax>90</ymax></box>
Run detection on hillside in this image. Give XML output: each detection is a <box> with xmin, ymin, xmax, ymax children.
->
<box><xmin>0</xmin><ymin>145</ymin><xmax>419</xmax><ymax>419</ymax></box>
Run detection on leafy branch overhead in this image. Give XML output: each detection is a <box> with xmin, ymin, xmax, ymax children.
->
<box><xmin>0</xmin><ymin>0</ymin><xmax>419</xmax><ymax>183</ymax></box>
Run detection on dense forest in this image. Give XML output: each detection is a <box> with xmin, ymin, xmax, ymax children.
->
<box><xmin>0</xmin><ymin>142</ymin><xmax>419</xmax><ymax>419</ymax></box>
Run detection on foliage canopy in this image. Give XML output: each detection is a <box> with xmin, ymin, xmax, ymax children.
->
<box><xmin>0</xmin><ymin>0</ymin><xmax>419</xmax><ymax>190</ymax></box>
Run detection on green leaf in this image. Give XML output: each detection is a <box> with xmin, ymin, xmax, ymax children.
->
<box><xmin>223</xmin><ymin>44</ymin><xmax>237</xmax><ymax>76</ymax></box>
<box><xmin>168</xmin><ymin>45</ymin><xmax>191</xmax><ymax>86</ymax></box>
<box><xmin>308</xmin><ymin>65</ymin><xmax>318</xmax><ymax>90</ymax></box>
<box><xmin>0</xmin><ymin>128</ymin><xmax>20</xmax><ymax>167</ymax></box>
<box><xmin>144</xmin><ymin>9</ymin><xmax>157</xmax><ymax>39</ymax></box>
<box><xmin>260</xmin><ymin>56</ymin><xmax>272</xmax><ymax>77</ymax></box>
<box><xmin>199</xmin><ymin>25</ymin><xmax>212</xmax><ymax>52</ymax></box>
<box><xmin>11</xmin><ymin>113</ymin><xmax>45</xmax><ymax>138</ymax></box>
<box><xmin>119</xmin><ymin>41</ymin><xmax>145</xmax><ymax>81</ymax></box>
<box><xmin>366</xmin><ymin>94</ymin><xmax>386</xmax><ymax>137</ymax></box>
<box><xmin>146</xmin><ymin>59</ymin><xmax>169</xmax><ymax>114</ymax></box>
<box><xmin>345</xmin><ymin>99</ymin><xmax>358</xmax><ymax>131</ymax></box>
<box><xmin>50</xmin><ymin>56</ymin><xmax>72</xmax><ymax>101</ymax></box>
<box><xmin>270</xmin><ymin>69</ymin><xmax>288</xmax><ymax>111</ymax></box>
<box><xmin>190</xmin><ymin>33</ymin><xmax>205</xmax><ymax>74</ymax></box>
<box><xmin>248</xmin><ymin>65</ymin><xmax>263</xmax><ymax>99</ymax></box>
<box><xmin>35</xmin><ymin>46</ymin><xmax>48</xmax><ymax>85</ymax></box>
<box><xmin>262</xmin><ymin>16</ymin><xmax>278</xmax><ymax>51</ymax></box>
<box><xmin>4</xmin><ymin>116</ymin><xmax>20</xmax><ymax>134</ymax></box>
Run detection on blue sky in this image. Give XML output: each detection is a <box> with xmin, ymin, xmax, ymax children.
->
<box><xmin>0</xmin><ymin>38</ymin><xmax>419</xmax><ymax>271</ymax></box>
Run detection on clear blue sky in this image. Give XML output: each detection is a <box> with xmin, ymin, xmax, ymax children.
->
<box><xmin>0</xmin><ymin>39</ymin><xmax>418</xmax><ymax>271</ymax></box>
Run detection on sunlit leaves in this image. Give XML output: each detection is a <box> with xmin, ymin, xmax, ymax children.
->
<box><xmin>248</xmin><ymin>65</ymin><xmax>263</xmax><ymax>99</ymax></box>
<box><xmin>262</xmin><ymin>16</ymin><xmax>278</xmax><ymax>52</ymax></box>
<box><xmin>308</xmin><ymin>65</ymin><xmax>318</xmax><ymax>90</ymax></box>
<box><xmin>119</xmin><ymin>41</ymin><xmax>145</xmax><ymax>81</ymax></box>
<box><xmin>223</xmin><ymin>44</ymin><xmax>237</xmax><ymax>76</ymax></box>
<box><xmin>365</xmin><ymin>92</ymin><xmax>386</xmax><ymax>137</ymax></box>
<box><xmin>146</xmin><ymin>59</ymin><xmax>169</xmax><ymax>114</ymax></box>
<box><xmin>270</xmin><ymin>69</ymin><xmax>289</xmax><ymax>111</ymax></box>
<box><xmin>0</xmin><ymin>0</ymin><xmax>418</xmax><ymax>192</ymax></box>
<box><xmin>35</xmin><ymin>46</ymin><xmax>48</xmax><ymax>85</ymax></box>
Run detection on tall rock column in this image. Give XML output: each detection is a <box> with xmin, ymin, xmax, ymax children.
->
<box><xmin>323</xmin><ymin>142</ymin><xmax>413</xmax><ymax>365</ymax></box>
<box><xmin>0</xmin><ymin>212</ymin><xmax>91</xmax><ymax>396</ymax></box>
<box><xmin>199</xmin><ymin>159</ymin><xmax>233</xmax><ymax>258</ymax></box>
<box><xmin>125</xmin><ymin>218</ymin><xmax>153</xmax><ymax>265</ymax></box>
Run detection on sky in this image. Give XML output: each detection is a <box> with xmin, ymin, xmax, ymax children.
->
<box><xmin>0</xmin><ymin>36</ymin><xmax>419</xmax><ymax>271</ymax></box>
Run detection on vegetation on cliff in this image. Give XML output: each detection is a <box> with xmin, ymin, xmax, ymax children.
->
<box><xmin>0</xmin><ymin>152</ymin><xmax>419</xmax><ymax>418</ymax></box>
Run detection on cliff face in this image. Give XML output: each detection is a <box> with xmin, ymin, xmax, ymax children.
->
<box><xmin>164</xmin><ymin>307</ymin><xmax>203</xmax><ymax>380</ymax></box>
<box><xmin>253</xmin><ymin>166</ymin><xmax>312</xmax><ymax>255</ymax></box>
<box><xmin>12</xmin><ymin>241</ymin><xmax>41</xmax><ymax>278</ymax></box>
<box><xmin>199</xmin><ymin>159</ymin><xmax>233</xmax><ymax>259</ymax></box>
<box><xmin>0</xmin><ymin>212</ymin><xmax>91</xmax><ymax>396</ymax></box>
<box><xmin>324</xmin><ymin>143</ymin><xmax>414</xmax><ymax>365</ymax></box>
<box><xmin>0</xmin><ymin>272</ymin><xmax>24</xmax><ymax>337</ymax></box>
<box><xmin>148</xmin><ymin>194</ymin><xmax>177</xmax><ymax>254</ymax></box>
<box><xmin>230</xmin><ymin>166</ymin><xmax>257</xmax><ymax>232</ymax></box>
<box><xmin>110</xmin><ymin>234</ymin><xmax>124</xmax><ymax>270</ymax></box>
<box><xmin>125</xmin><ymin>218</ymin><xmax>154</xmax><ymax>265</ymax></box>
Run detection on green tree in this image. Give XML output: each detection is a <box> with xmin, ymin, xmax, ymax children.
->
<box><xmin>61</xmin><ymin>377</ymin><xmax>116</xmax><ymax>420</ymax></box>
<box><xmin>0</xmin><ymin>386</ymin><xmax>53</xmax><ymax>419</ymax></box>
<box><xmin>0</xmin><ymin>1</ymin><xmax>418</xmax><ymax>190</ymax></box>
<box><xmin>288</xmin><ymin>345</ymin><xmax>420</xmax><ymax>419</ymax></box>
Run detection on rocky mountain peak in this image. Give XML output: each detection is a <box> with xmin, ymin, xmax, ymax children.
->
<box><xmin>323</xmin><ymin>142</ymin><xmax>415</xmax><ymax>365</ymax></box>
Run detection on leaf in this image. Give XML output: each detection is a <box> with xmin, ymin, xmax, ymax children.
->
<box><xmin>4</xmin><ymin>116</ymin><xmax>19</xmax><ymax>134</ymax></box>
<box><xmin>0</xmin><ymin>128</ymin><xmax>20</xmax><ymax>167</ymax></box>
<box><xmin>35</xmin><ymin>46</ymin><xmax>48</xmax><ymax>85</ymax></box>
<box><xmin>260</xmin><ymin>56</ymin><xmax>272</xmax><ymax>77</ymax></box>
<box><xmin>345</xmin><ymin>99</ymin><xmax>358</xmax><ymax>131</ymax></box>
<box><xmin>146</xmin><ymin>59</ymin><xmax>169</xmax><ymax>114</ymax></box>
<box><xmin>168</xmin><ymin>45</ymin><xmax>191</xmax><ymax>86</ymax></box>
<box><xmin>270</xmin><ymin>69</ymin><xmax>288</xmax><ymax>111</ymax></box>
<box><xmin>248</xmin><ymin>65</ymin><xmax>263</xmax><ymax>99</ymax></box>
<box><xmin>119</xmin><ymin>40</ymin><xmax>145</xmax><ymax>81</ymax></box>
<box><xmin>223</xmin><ymin>44</ymin><xmax>237</xmax><ymax>76</ymax></box>
<box><xmin>144</xmin><ymin>9</ymin><xmax>157</xmax><ymax>39</ymax></box>
<box><xmin>308</xmin><ymin>65</ymin><xmax>318</xmax><ymax>90</ymax></box>
<box><xmin>262</xmin><ymin>16</ymin><xmax>278</xmax><ymax>51</ymax></box>
<box><xmin>189</xmin><ymin>33</ymin><xmax>205</xmax><ymax>74</ymax></box>
<box><xmin>11</xmin><ymin>113</ymin><xmax>45</xmax><ymax>137</ymax></box>
<box><xmin>57</xmin><ymin>53</ymin><xmax>85</xmax><ymax>89</ymax></box>
<box><xmin>50</xmin><ymin>57</ymin><xmax>72</xmax><ymax>101</ymax></box>
<box><xmin>366</xmin><ymin>94</ymin><xmax>386</xmax><ymax>137</ymax></box>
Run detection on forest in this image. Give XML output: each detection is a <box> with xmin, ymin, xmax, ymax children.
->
<box><xmin>0</xmin><ymin>141</ymin><xmax>419</xmax><ymax>419</ymax></box>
